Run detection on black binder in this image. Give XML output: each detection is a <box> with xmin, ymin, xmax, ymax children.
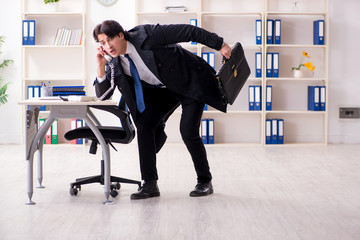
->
<box><xmin>215</xmin><ymin>42</ymin><xmax>251</xmax><ymax>105</ymax></box>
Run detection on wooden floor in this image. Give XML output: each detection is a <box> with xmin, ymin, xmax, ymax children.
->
<box><xmin>0</xmin><ymin>143</ymin><xmax>359</xmax><ymax>240</ymax></box>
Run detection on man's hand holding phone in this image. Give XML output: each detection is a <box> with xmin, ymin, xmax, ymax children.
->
<box><xmin>96</xmin><ymin>44</ymin><xmax>110</xmax><ymax>79</ymax></box>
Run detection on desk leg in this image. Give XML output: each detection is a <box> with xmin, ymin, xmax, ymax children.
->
<box><xmin>36</xmin><ymin>135</ymin><xmax>46</xmax><ymax>188</ymax></box>
<box><xmin>84</xmin><ymin>116</ymin><xmax>113</xmax><ymax>205</ymax></box>
<box><xmin>26</xmin><ymin>117</ymin><xmax>55</xmax><ymax>205</ymax></box>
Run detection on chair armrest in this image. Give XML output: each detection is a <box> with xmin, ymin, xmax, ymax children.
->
<box><xmin>89</xmin><ymin>105</ymin><xmax>128</xmax><ymax>120</ymax></box>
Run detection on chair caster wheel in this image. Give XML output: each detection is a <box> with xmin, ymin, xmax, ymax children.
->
<box><xmin>110</xmin><ymin>189</ymin><xmax>118</xmax><ymax>198</ymax></box>
<box><xmin>110</xmin><ymin>183</ymin><xmax>121</xmax><ymax>191</ymax></box>
<box><xmin>70</xmin><ymin>187</ymin><xmax>78</xmax><ymax>196</ymax></box>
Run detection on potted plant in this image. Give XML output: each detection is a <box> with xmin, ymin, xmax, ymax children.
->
<box><xmin>43</xmin><ymin>0</ymin><xmax>60</xmax><ymax>12</ymax></box>
<box><xmin>44</xmin><ymin>0</ymin><xmax>60</xmax><ymax>4</ymax></box>
<box><xmin>0</xmin><ymin>36</ymin><xmax>13</xmax><ymax>106</ymax></box>
<box><xmin>291</xmin><ymin>51</ymin><xmax>315</xmax><ymax>78</ymax></box>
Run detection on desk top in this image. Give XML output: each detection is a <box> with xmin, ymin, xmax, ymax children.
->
<box><xmin>19</xmin><ymin>98</ymin><xmax>117</xmax><ymax>106</ymax></box>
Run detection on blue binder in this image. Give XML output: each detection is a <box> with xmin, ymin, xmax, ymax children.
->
<box><xmin>202</xmin><ymin>52</ymin><xmax>208</xmax><ymax>63</ymax></box>
<box><xmin>266</xmin><ymin>85</ymin><xmax>272</xmax><ymax>111</ymax></box>
<box><xmin>201</xmin><ymin>119</ymin><xmax>208</xmax><ymax>144</ymax></box>
<box><xmin>313</xmin><ymin>20</ymin><xmax>325</xmax><ymax>45</ymax></box>
<box><xmin>208</xmin><ymin>52</ymin><xmax>215</xmax><ymax>69</ymax></box>
<box><xmin>208</xmin><ymin>119</ymin><xmax>214</xmax><ymax>144</ymax></box>
<box><xmin>320</xmin><ymin>86</ymin><xmax>326</xmax><ymax>111</ymax></box>
<box><xmin>190</xmin><ymin>19</ymin><xmax>197</xmax><ymax>45</ymax></box>
<box><xmin>267</xmin><ymin>19</ymin><xmax>274</xmax><ymax>44</ymax></box>
<box><xmin>22</xmin><ymin>20</ymin><xmax>29</xmax><ymax>45</ymax></box>
<box><xmin>28</xmin><ymin>20</ymin><xmax>35</xmax><ymax>45</ymax></box>
<box><xmin>266</xmin><ymin>119</ymin><xmax>272</xmax><ymax>144</ymax></box>
<box><xmin>248</xmin><ymin>85</ymin><xmax>255</xmax><ymax>111</ymax></box>
<box><xmin>277</xmin><ymin>119</ymin><xmax>284</xmax><ymax>144</ymax></box>
<box><xmin>255</xmin><ymin>52</ymin><xmax>262</xmax><ymax>78</ymax></box>
<box><xmin>256</xmin><ymin>19</ymin><xmax>262</xmax><ymax>45</ymax></box>
<box><xmin>254</xmin><ymin>85</ymin><xmax>261</xmax><ymax>111</ymax></box>
<box><xmin>307</xmin><ymin>86</ymin><xmax>320</xmax><ymax>111</ymax></box>
<box><xmin>274</xmin><ymin>19</ymin><xmax>281</xmax><ymax>44</ymax></box>
<box><xmin>271</xmin><ymin>119</ymin><xmax>278</xmax><ymax>144</ymax></box>
<box><xmin>266</xmin><ymin>53</ymin><xmax>273</xmax><ymax>78</ymax></box>
<box><xmin>76</xmin><ymin>119</ymin><xmax>83</xmax><ymax>144</ymax></box>
<box><xmin>272</xmin><ymin>52</ymin><xmax>279</xmax><ymax>78</ymax></box>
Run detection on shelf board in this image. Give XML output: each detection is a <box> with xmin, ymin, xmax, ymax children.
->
<box><xmin>24</xmin><ymin>77</ymin><xmax>84</xmax><ymax>81</ymax></box>
<box><xmin>266</xmin><ymin>44</ymin><xmax>327</xmax><ymax>48</ymax></box>
<box><xmin>265</xmin><ymin>110</ymin><xmax>326</xmax><ymax>114</ymax></box>
<box><xmin>22</xmin><ymin>45</ymin><xmax>83</xmax><ymax>48</ymax></box>
<box><xmin>201</xmin><ymin>12</ymin><xmax>262</xmax><ymax>16</ymax></box>
<box><xmin>136</xmin><ymin>12</ymin><xmax>197</xmax><ymax>16</ymax></box>
<box><xmin>173</xmin><ymin>110</ymin><xmax>262</xmax><ymax>114</ymax></box>
<box><xmin>266</xmin><ymin>77</ymin><xmax>325</xmax><ymax>81</ymax></box>
<box><xmin>265</xmin><ymin>142</ymin><xmax>326</xmax><ymax>146</ymax></box>
<box><xmin>22</xmin><ymin>12</ymin><xmax>84</xmax><ymax>16</ymax></box>
<box><xmin>266</xmin><ymin>12</ymin><xmax>327</xmax><ymax>16</ymax></box>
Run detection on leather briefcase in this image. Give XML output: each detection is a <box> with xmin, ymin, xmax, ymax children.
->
<box><xmin>215</xmin><ymin>42</ymin><xmax>251</xmax><ymax>105</ymax></box>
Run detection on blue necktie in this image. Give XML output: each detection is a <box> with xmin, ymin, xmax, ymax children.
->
<box><xmin>125</xmin><ymin>54</ymin><xmax>145</xmax><ymax>113</ymax></box>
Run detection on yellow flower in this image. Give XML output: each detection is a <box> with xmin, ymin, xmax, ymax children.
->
<box><xmin>304</xmin><ymin>62</ymin><xmax>315</xmax><ymax>71</ymax></box>
<box><xmin>292</xmin><ymin>51</ymin><xmax>315</xmax><ymax>72</ymax></box>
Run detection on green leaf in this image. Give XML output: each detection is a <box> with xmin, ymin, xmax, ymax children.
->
<box><xmin>0</xmin><ymin>60</ymin><xmax>14</xmax><ymax>69</ymax></box>
<box><xmin>0</xmin><ymin>82</ymin><xmax>9</xmax><ymax>105</ymax></box>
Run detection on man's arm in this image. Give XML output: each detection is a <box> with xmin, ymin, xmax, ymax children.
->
<box><xmin>146</xmin><ymin>24</ymin><xmax>231</xmax><ymax>58</ymax></box>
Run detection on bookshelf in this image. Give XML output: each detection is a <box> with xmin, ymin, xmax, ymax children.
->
<box><xmin>21</xmin><ymin>0</ymin><xmax>86</xmax><ymax>144</ymax></box>
<box><xmin>136</xmin><ymin>0</ymin><xmax>329</xmax><ymax>145</ymax></box>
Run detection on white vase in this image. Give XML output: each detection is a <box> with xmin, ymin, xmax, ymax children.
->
<box><xmin>44</xmin><ymin>2</ymin><xmax>59</xmax><ymax>12</ymax></box>
<box><xmin>293</xmin><ymin>69</ymin><xmax>304</xmax><ymax>78</ymax></box>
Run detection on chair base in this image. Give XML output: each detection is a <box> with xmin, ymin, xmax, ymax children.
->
<box><xmin>69</xmin><ymin>160</ymin><xmax>141</xmax><ymax>197</ymax></box>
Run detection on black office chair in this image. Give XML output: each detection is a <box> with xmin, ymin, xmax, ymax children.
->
<box><xmin>64</xmin><ymin>99</ymin><xmax>141</xmax><ymax>198</ymax></box>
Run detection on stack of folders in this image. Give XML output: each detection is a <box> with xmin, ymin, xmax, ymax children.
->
<box><xmin>27</xmin><ymin>85</ymin><xmax>46</xmax><ymax>111</ymax></box>
<box><xmin>313</xmin><ymin>20</ymin><xmax>325</xmax><ymax>45</ymax></box>
<box><xmin>202</xmin><ymin>52</ymin><xmax>215</xmax><ymax>69</ymax></box>
<box><xmin>266</xmin><ymin>52</ymin><xmax>279</xmax><ymax>78</ymax></box>
<box><xmin>248</xmin><ymin>85</ymin><xmax>261</xmax><ymax>111</ymax></box>
<box><xmin>201</xmin><ymin>119</ymin><xmax>214</xmax><ymax>144</ymax></box>
<box><xmin>22</xmin><ymin>20</ymin><xmax>35</xmax><ymax>45</ymax></box>
<box><xmin>308</xmin><ymin>86</ymin><xmax>326</xmax><ymax>111</ymax></box>
<box><xmin>39</xmin><ymin>119</ymin><xmax>59</xmax><ymax>144</ymax></box>
<box><xmin>70</xmin><ymin>119</ymin><xmax>88</xmax><ymax>145</ymax></box>
<box><xmin>165</xmin><ymin>6</ymin><xmax>188</xmax><ymax>12</ymax></box>
<box><xmin>52</xmin><ymin>86</ymin><xmax>86</xmax><ymax>97</ymax></box>
<box><xmin>266</xmin><ymin>19</ymin><xmax>281</xmax><ymax>44</ymax></box>
<box><xmin>266</xmin><ymin>119</ymin><xmax>284</xmax><ymax>144</ymax></box>
<box><xmin>54</xmin><ymin>28</ymin><xmax>83</xmax><ymax>45</ymax></box>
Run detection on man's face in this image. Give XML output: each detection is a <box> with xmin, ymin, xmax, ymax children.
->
<box><xmin>97</xmin><ymin>32</ymin><xmax>127</xmax><ymax>57</ymax></box>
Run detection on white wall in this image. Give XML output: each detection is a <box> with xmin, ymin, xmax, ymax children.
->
<box><xmin>0</xmin><ymin>0</ymin><xmax>359</xmax><ymax>144</ymax></box>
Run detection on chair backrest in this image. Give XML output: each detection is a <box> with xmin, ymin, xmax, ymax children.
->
<box><xmin>90</xmin><ymin>99</ymin><xmax>135</xmax><ymax>144</ymax></box>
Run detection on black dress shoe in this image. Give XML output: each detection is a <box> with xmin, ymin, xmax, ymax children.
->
<box><xmin>130</xmin><ymin>180</ymin><xmax>160</xmax><ymax>200</ymax></box>
<box><xmin>189</xmin><ymin>181</ymin><xmax>214</xmax><ymax>197</ymax></box>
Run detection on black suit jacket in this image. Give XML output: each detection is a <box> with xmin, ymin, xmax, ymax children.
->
<box><xmin>94</xmin><ymin>24</ymin><xmax>227</xmax><ymax>119</ymax></box>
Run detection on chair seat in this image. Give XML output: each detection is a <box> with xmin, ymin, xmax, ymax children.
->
<box><xmin>64</xmin><ymin>126</ymin><xmax>134</xmax><ymax>143</ymax></box>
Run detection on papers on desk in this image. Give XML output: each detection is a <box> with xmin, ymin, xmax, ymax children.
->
<box><xmin>38</xmin><ymin>96</ymin><xmax>98</xmax><ymax>102</ymax></box>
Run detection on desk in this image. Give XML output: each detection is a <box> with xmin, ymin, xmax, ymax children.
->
<box><xmin>19</xmin><ymin>99</ymin><xmax>117</xmax><ymax>205</ymax></box>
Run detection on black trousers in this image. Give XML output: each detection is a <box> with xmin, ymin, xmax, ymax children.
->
<box><xmin>134</xmin><ymin>86</ymin><xmax>212</xmax><ymax>184</ymax></box>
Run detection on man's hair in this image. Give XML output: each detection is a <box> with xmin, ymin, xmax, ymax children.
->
<box><xmin>93</xmin><ymin>20</ymin><xmax>129</xmax><ymax>42</ymax></box>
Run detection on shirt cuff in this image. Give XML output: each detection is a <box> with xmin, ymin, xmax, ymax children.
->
<box><xmin>97</xmin><ymin>75</ymin><xmax>107</xmax><ymax>83</ymax></box>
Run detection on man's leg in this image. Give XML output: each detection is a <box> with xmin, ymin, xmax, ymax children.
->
<box><xmin>179</xmin><ymin>97</ymin><xmax>212</xmax><ymax>185</ymax></box>
<box><xmin>131</xmin><ymin>88</ymin><xmax>179</xmax><ymax>199</ymax></box>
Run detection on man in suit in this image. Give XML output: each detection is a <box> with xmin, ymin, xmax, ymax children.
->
<box><xmin>93</xmin><ymin>20</ymin><xmax>231</xmax><ymax>200</ymax></box>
